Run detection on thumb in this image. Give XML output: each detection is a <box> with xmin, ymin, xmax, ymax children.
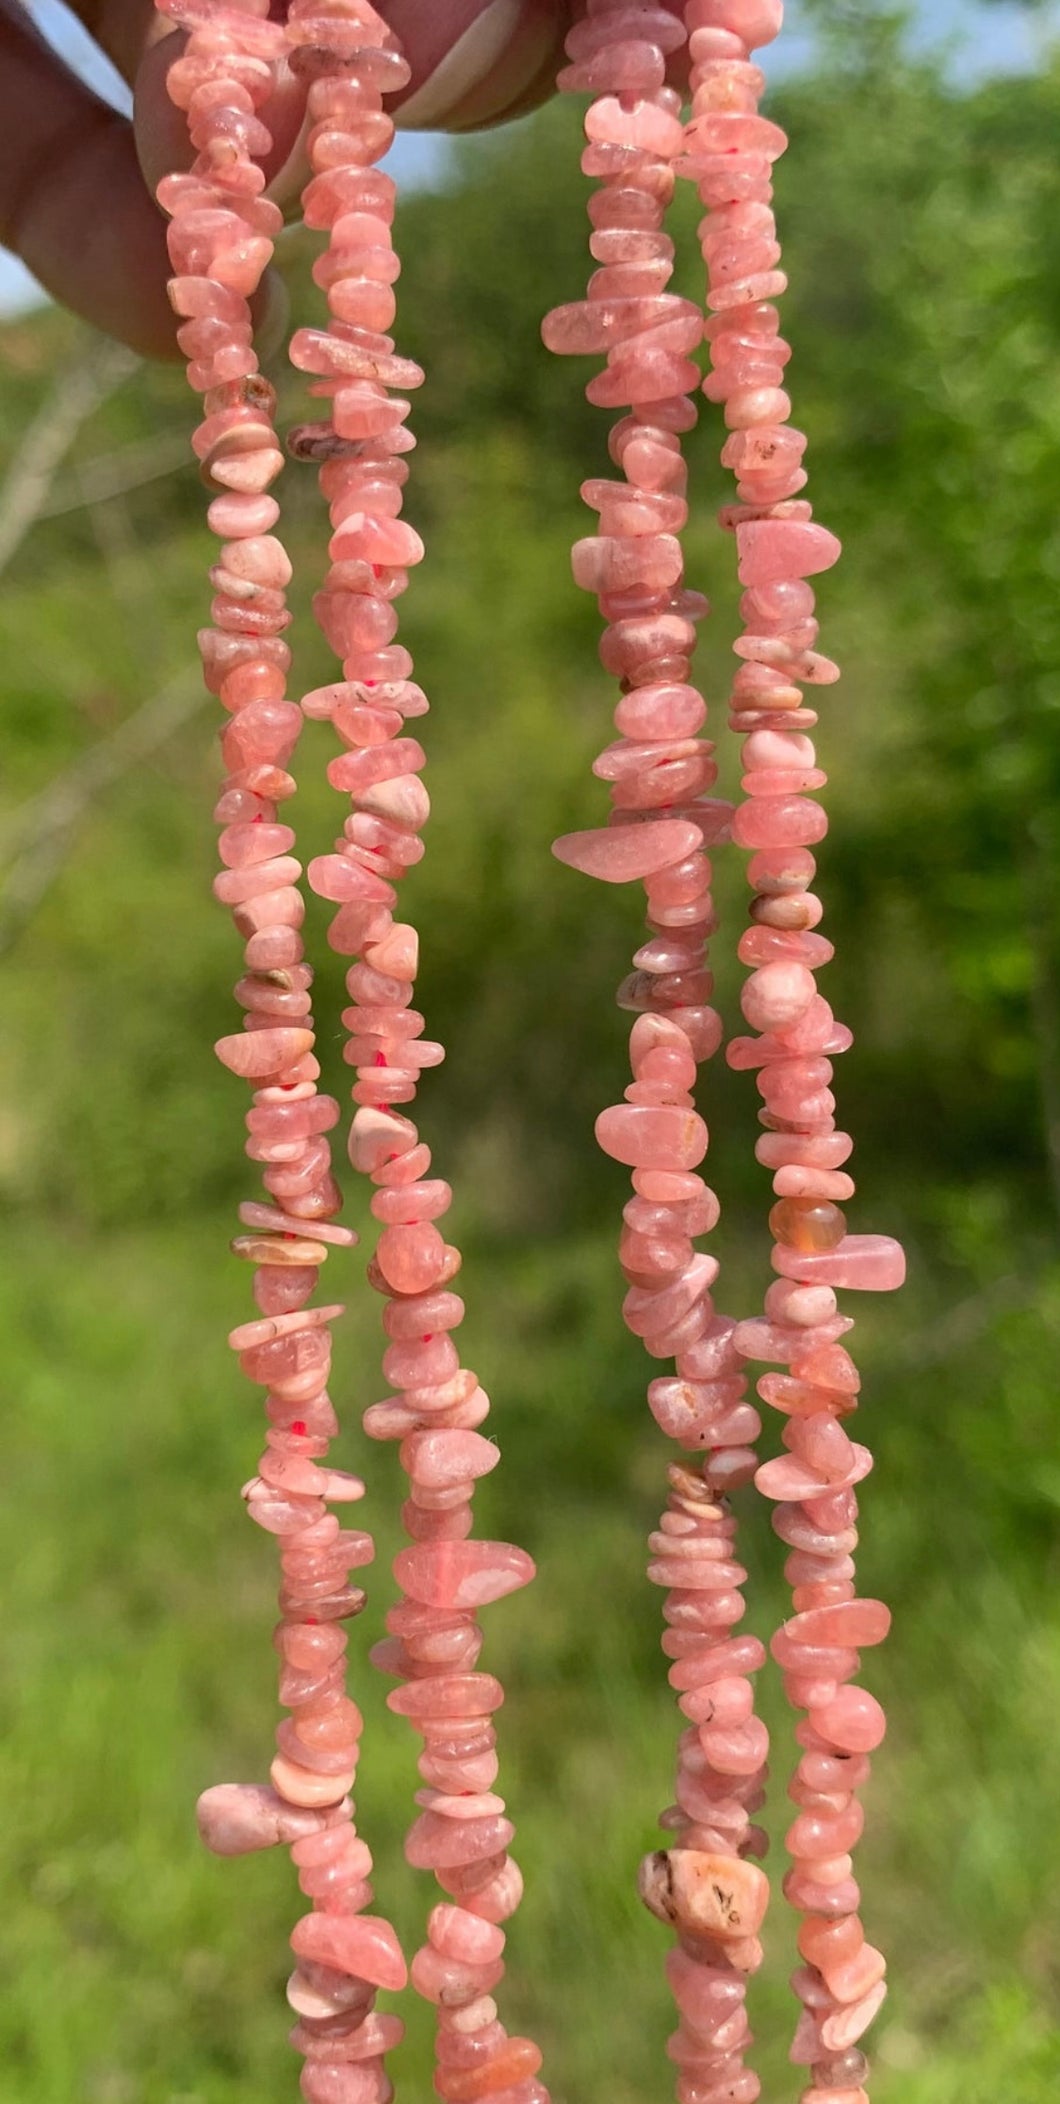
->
<box><xmin>0</xmin><ymin>4</ymin><xmax>178</xmax><ymax>359</ymax></box>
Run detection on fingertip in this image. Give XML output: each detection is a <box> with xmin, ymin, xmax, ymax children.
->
<box><xmin>24</xmin><ymin>110</ymin><xmax>181</xmax><ymax>360</ymax></box>
<box><xmin>137</xmin><ymin>37</ymin><xmax>309</xmax><ymax>214</ymax></box>
<box><xmin>0</xmin><ymin>11</ymin><xmax>180</xmax><ymax>360</ymax></box>
<box><xmin>133</xmin><ymin>30</ymin><xmax>194</xmax><ymax>201</ymax></box>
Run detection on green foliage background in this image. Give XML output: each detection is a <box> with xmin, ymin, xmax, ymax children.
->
<box><xmin>0</xmin><ymin>10</ymin><xmax>1058</xmax><ymax>2100</ymax></box>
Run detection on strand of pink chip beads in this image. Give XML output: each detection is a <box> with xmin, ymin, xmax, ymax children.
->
<box><xmin>159</xmin><ymin>0</ymin><xmax>546</xmax><ymax>2093</ymax></box>
<box><xmin>543</xmin><ymin>8</ymin><xmax>774</xmax><ymax>2103</ymax></box>
<box><xmin>155</xmin><ymin>2</ymin><xmax>410</xmax><ymax>2098</ymax></box>
<box><xmin>546</xmin><ymin>5</ymin><xmax>905</xmax><ymax>2104</ymax></box>
<box><xmin>283</xmin><ymin>4</ymin><xmax>548</xmax><ymax>2098</ymax></box>
<box><xmin>677</xmin><ymin>5</ymin><xmax>904</xmax><ymax>2098</ymax></box>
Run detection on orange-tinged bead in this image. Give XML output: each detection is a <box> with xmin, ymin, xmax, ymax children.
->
<box><xmin>769</xmin><ymin>1198</ymin><xmax>847</xmax><ymax>1251</ymax></box>
<box><xmin>434</xmin><ymin>2039</ymin><xmax>544</xmax><ymax>2102</ymax></box>
<box><xmin>798</xmin><ymin>1911</ymin><xmax>864</xmax><ymax>1972</ymax></box>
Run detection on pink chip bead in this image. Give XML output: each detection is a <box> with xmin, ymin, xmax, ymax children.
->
<box><xmin>208</xmin><ymin>491</ymin><xmax>280</xmax><ymax>537</ymax></box>
<box><xmin>453</xmin><ymin>1857</ymin><xmax>525</xmax><ymax>1924</ymax></box>
<box><xmin>375</xmin><ymin>1223</ymin><xmax>447</xmax><ymax>1294</ymax></box>
<box><xmin>553</xmin><ymin>818</ymin><xmax>702</xmax><ymax>882</ymax></box>
<box><xmin>735</xmin><ymin>519</ymin><xmax>842</xmax><ymax>586</ymax></box>
<box><xmin>567</xmin><ymin>7</ymin><xmax>687</xmax><ymax>58</ymax></box>
<box><xmin>614</xmin><ymin>683</ymin><xmax>707</xmax><ymax>739</ymax></box>
<box><xmin>772</xmin><ymin>1235</ymin><xmax>906</xmax><ymax>1292</ymax></box>
<box><xmin>571</xmin><ymin>530</ymin><xmax>684</xmax><ymax>594</ymax></box>
<box><xmin>399</xmin><ymin>1430</ymin><xmax>500</xmax><ymax>1492</ymax></box>
<box><xmin>819</xmin><ymin>1980</ymin><xmax>888</xmax><ymax>2053</ymax></box>
<box><xmin>427</xmin><ymin>1904</ymin><xmax>506</xmax><ymax>1965</ymax></box>
<box><xmin>687</xmin><ymin>0</ymin><xmax>783</xmax><ymax>47</ymax></box>
<box><xmin>348</xmin><ymin>1106</ymin><xmax>418</xmax><ymax>1174</ymax></box>
<box><xmin>406</xmin><ymin>1811</ymin><xmax>515</xmax><ymax>1873</ymax></box>
<box><xmin>584</xmin><ymin>92</ymin><xmax>686</xmax><ymax>158</ymax></box>
<box><xmin>388</xmin><ymin>1671</ymin><xmax>504</xmax><ymax>1720</ymax></box>
<box><xmin>216</xmin><ymin>1027</ymin><xmax>314</xmax><ymax>1078</ymax></box>
<box><xmin>800</xmin><ymin>2092</ymin><xmax>868</xmax><ymax>2104</ymax></box>
<box><xmin>300</xmin><ymin>2068</ymin><xmax>392</xmax><ymax>2104</ymax></box>
<box><xmin>783</xmin><ymin>1600</ymin><xmax>891</xmax><ymax>1648</ymax></box>
<box><xmin>733</xmin><ymin>797</ymin><xmax>828</xmax><ymax>850</ymax></box>
<box><xmin>785</xmin><ymin>1872</ymin><xmax>861</xmax><ymax>1921</ymax></box>
<box><xmin>809</xmin><ymin>1687</ymin><xmax>888</xmax><ymax>1753</ymax></box>
<box><xmin>648</xmin><ymin>1378</ymin><xmax>732</xmax><ymax>1446</ymax></box>
<box><xmin>394</xmin><ymin>1540</ymin><xmax>535</xmax><ymax>1612</ymax></box>
<box><xmin>755</xmin><ymin>1454</ymin><xmax>841</xmax><ymax>1503</ymax></box>
<box><xmin>741</xmin><ymin>961</ymin><xmax>816</xmax><ymax>1032</ymax></box>
<box><xmin>824</xmin><ymin>1942</ymin><xmax>887</xmax><ymax>2007</ymax></box>
<box><xmin>289</xmin><ymin>1912</ymin><xmax>407</xmax><ymax>1991</ymax></box>
<box><xmin>196</xmin><ymin>1784</ymin><xmax>333</xmax><ymax>1857</ymax></box>
<box><xmin>383</xmin><ymin>1288</ymin><xmax>464</xmax><ymax>1340</ymax></box>
<box><xmin>596</xmin><ymin>1104</ymin><xmax>708</xmax><ymax>1170</ymax></box>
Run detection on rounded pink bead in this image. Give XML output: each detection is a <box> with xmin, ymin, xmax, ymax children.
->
<box><xmin>733</xmin><ymin>797</ymin><xmax>828</xmax><ymax>850</ymax></box>
<box><xmin>810</xmin><ymin>1688</ymin><xmax>888</xmax><ymax>1753</ymax></box>
<box><xmin>399</xmin><ymin>1429</ymin><xmax>500</xmax><ymax>1491</ymax></box>
<box><xmin>427</xmin><ymin>1905</ymin><xmax>506</xmax><ymax>1965</ymax></box>
<box><xmin>382</xmin><ymin>1289</ymin><xmax>464</xmax><ymax>1340</ymax></box>
<box><xmin>614</xmin><ymin>683</ymin><xmax>708</xmax><ymax>739</ymax></box>
<box><xmin>456</xmin><ymin>1857</ymin><xmax>525</xmax><ymax>1924</ymax></box>
<box><xmin>687</xmin><ymin>1</ymin><xmax>784</xmax><ymax>51</ymax></box>
<box><xmin>744</xmin><ymin>728</ymin><xmax>817</xmax><ymax>771</ymax></box>
<box><xmin>299</xmin><ymin>2067</ymin><xmax>390</xmax><ymax>2104</ymax></box>
<box><xmin>596</xmin><ymin>1103</ymin><xmax>708</xmax><ymax>1170</ymax></box>
<box><xmin>375</xmin><ymin>1223</ymin><xmax>448</xmax><ymax>1294</ymax></box>
<box><xmin>741</xmin><ymin>962</ymin><xmax>817</xmax><ymax>1032</ymax></box>
<box><xmin>787</xmin><ymin>1800</ymin><xmax>865</xmax><ymax>1860</ymax></box>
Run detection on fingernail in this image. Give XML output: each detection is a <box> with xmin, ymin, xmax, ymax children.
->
<box><xmin>254</xmin><ymin>267</ymin><xmax>290</xmax><ymax>367</ymax></box>
<box><xmin>396</xmin><ymin>0</ymin><xmax>523</xmax><ymax>129</ymax></box>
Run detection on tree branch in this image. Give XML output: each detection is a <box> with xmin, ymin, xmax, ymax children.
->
<box><xmin>0</xmin><ymin>334</ymin><xmax>139</xmax><ymax>580</ymax></box>
<box><xmin>0</xmin><ymin>671</ymin><xmax>207</xmax><ymax>952</ymax></box>
<box><xmin>39</xmin><ymin>431</ymin><xmax>189</xmax><ymax>520</ymax></box>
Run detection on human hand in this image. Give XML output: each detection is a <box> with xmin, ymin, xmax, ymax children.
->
<box><xmin>0</xmin><ymin>1</ymin><xmax>579</xmax><ymax>359</ymax></box>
